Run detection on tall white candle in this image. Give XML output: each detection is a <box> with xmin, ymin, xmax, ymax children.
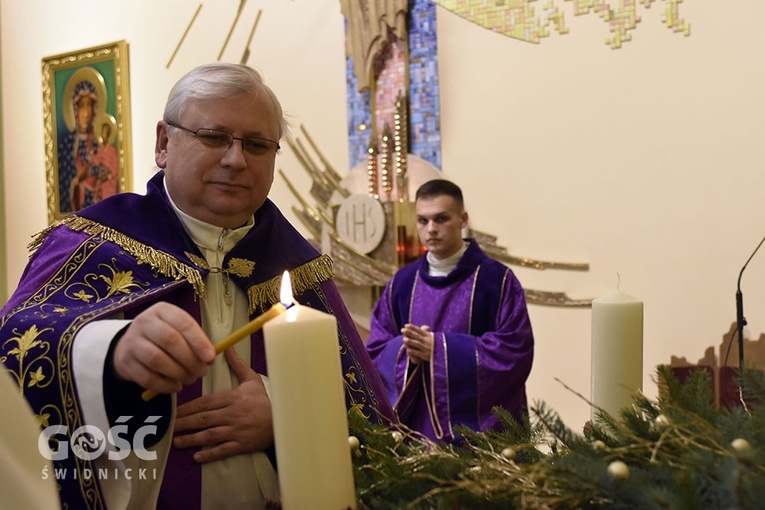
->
<box><xmin>263</xmin><ymin>303</ymin><xmax>356</xmax><ymax>510</ymax></box>
<box><xmin>591</xmin><ymin>288</ymin><xmax>643</xmax><ymax>419</ymax></box>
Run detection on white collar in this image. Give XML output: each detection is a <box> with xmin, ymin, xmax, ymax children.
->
<box><xmin>426</xmin><ymin>241</ymin><xmax>468</xmax><ymax>277</ymax></box>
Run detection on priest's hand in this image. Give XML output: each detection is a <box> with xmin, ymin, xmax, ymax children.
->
<box><xmin>172</xmin><ymin>348</ymin><xmax>274</xmax><ymax>463</ymax></box>
<box><xmin>402</xmin><ymin>324</ymin><xmax>434</xmax><ymax>363</ymax></box>
<box><xmin>113</xmin><ymin>302</ymin><xmax>215</xmax><ymax>395</ymax></box>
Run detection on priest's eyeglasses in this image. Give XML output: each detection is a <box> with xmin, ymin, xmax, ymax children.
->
<box><xmin>167</xmin><ymin>121</ymin><xmax>280</xmax><ymax>156</ymax></box>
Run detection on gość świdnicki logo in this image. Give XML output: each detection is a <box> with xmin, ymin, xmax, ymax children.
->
<box><xmin>39</xmin><ymin>416</ymin><xmax>161</xmax><ymax>462</ymax></box>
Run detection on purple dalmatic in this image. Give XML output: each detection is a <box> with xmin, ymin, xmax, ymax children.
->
<box><xmin>0</xmin><ymin>172</ymin><xmax>394</xmax><ymax>510</ymax></box>
<box><xmin>366</xmin><ymin>240</ymin><xmax>534</xmax><ymax>442</ymax></box>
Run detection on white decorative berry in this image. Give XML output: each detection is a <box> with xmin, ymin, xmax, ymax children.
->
<box><xmin>607</xmin><ymin>460</ymin><xmax>630</xmax><ymax>481</ymax></box>
<box><xmin>501</xmin><ymin>447</ymin><xmax>516</xmax><ymax>460</ymax></box>
<box><xmin>391</xmin><ymin>431</ymin><xmax>404</xmax><ymax>443</ymax></box>
<box><xmin>348</xmin><ymin>435</ymin><xmax>360</xmax><ymax>453</ymax></box>
<box><xmin>654</xmin><ymin>414</ymin><xmax>670</xmax><ymax>432</ymax></box>
<box><xmin>592</xmin><ymin>440</ymin><xmax>606</xmax><ymax>451</ymax></box>
<box><xmin>731</xmin><ymin>438</ymin><xmax>752</xmax><ymax>458</ymax></box>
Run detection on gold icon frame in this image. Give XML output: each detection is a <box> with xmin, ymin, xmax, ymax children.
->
<box><xmin>42</xmin><ymin>40</ymin><xmax>132</xmax><ymax>223</ymax></box>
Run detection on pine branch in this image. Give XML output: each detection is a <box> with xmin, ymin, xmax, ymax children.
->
<box><xmin>348</xmin><ymin>367</ymin><xmax>765</xmax><ymax>509</ymax></box>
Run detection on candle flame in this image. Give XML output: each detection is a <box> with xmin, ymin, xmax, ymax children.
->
<box><xmin>280</xmin><ymin>271</ymin><xmax>294</xmax><ymax>307</ymax></box>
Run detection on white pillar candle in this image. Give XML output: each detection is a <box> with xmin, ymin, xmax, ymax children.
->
<box><xmin>591</xmin><ymin>288</ymin><xmax>643</xmax><ymax>419</ymax></box>
<box><xmin>263</xmin><ymin>304</ymin><xmax>356</xmax><ymax>510</ymax></box>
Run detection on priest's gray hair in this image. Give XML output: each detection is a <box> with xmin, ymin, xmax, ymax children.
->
<box><xmin>163</xmin><ymin>62</ymin><xmax>287</xmax><ymax>138</ymax></box>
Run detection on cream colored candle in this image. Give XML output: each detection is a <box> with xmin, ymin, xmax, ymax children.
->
<box><xmin>263</xmin><ymin>303</ymin><xmax>356</xmax><ymax>510</ymax></box>
<box><xmin>590</xmin><ymin>288</ymin><xmax>643</xmax><ymax>419</ymax></box>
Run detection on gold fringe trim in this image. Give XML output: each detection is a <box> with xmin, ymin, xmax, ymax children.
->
<box><xmin>186</xmin><ymin>252</ymin><xmax>210</xmax><ymax>271</ymax></box>
<box><xmin>247</xmin><ymin>254</ymin><xmax>334</xmax><ymax>314</ymax></box>
<box><xmin>29</xmin><ymin>215</ymin><xmax>206</xmax><ymax>297</ymax></box>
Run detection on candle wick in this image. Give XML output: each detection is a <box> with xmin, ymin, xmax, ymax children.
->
<box><xmin>616</xmin><ymin>272</ymin><xmax>621</xmax><ymax>290</ymax></box>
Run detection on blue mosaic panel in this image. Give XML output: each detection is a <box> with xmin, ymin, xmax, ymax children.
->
<box><xmin>408</xmin><ymin>0</ymin><xmax>441</xmax><ymax>170</ymax></box>
<box><xmin>345</xmin><ymin>0</ymin><xmax>442</xmax><ymax>171</ymax></box>
<box><xmin>346</xmin><ymin>54</ymin><xmax>373</xmax><ymax>169</ymax></box>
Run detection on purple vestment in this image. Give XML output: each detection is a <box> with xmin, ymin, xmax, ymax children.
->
<box><xmin>0</xmin><ymin>172</ymin><xmax>394</xmax><ymax>509</ymax></box>
<box><xmin>366</xmin><ymin>240</ymin><xmax>534</xmax><ymax>442</ymax></box>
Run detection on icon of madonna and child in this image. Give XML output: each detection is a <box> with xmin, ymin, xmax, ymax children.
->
<box><xmin>57</xmin><ymin>67</ymin><xmax>120</xmax><ymax>214</ymax></box>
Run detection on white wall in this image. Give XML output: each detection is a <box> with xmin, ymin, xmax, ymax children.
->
<box><xmin>3</xmin><ymin>0</ymin><xmax>765</xmax><ymax>429</ymax></box>
<box><xmin>436</xmin><ymin>2</ymin><xmax>765</xmax><ymax>426</ymax></box>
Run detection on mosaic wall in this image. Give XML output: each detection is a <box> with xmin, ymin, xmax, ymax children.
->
<box><xmin>408</xmin><ymin>0</ymin><xmax>442</xmax><ymax>169</ymax></box>
<box><xmin>345</xmin><ymin>51</ymin><xmax>373</xmax><ymax>169</ymax></box>
<box><xmin>345</xmin><ymin>0</ymin><xmax>442</xmax><ymax>170</ymax></box>
<box><xmin>432</xmin><ymin>0</ymin><xmax>690</xmax><ymax>50</ymax></box>
<box><xmin>374</xmin><ymin>39</ymin><xmax>408</xmax><ymax>138</ymax></box>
